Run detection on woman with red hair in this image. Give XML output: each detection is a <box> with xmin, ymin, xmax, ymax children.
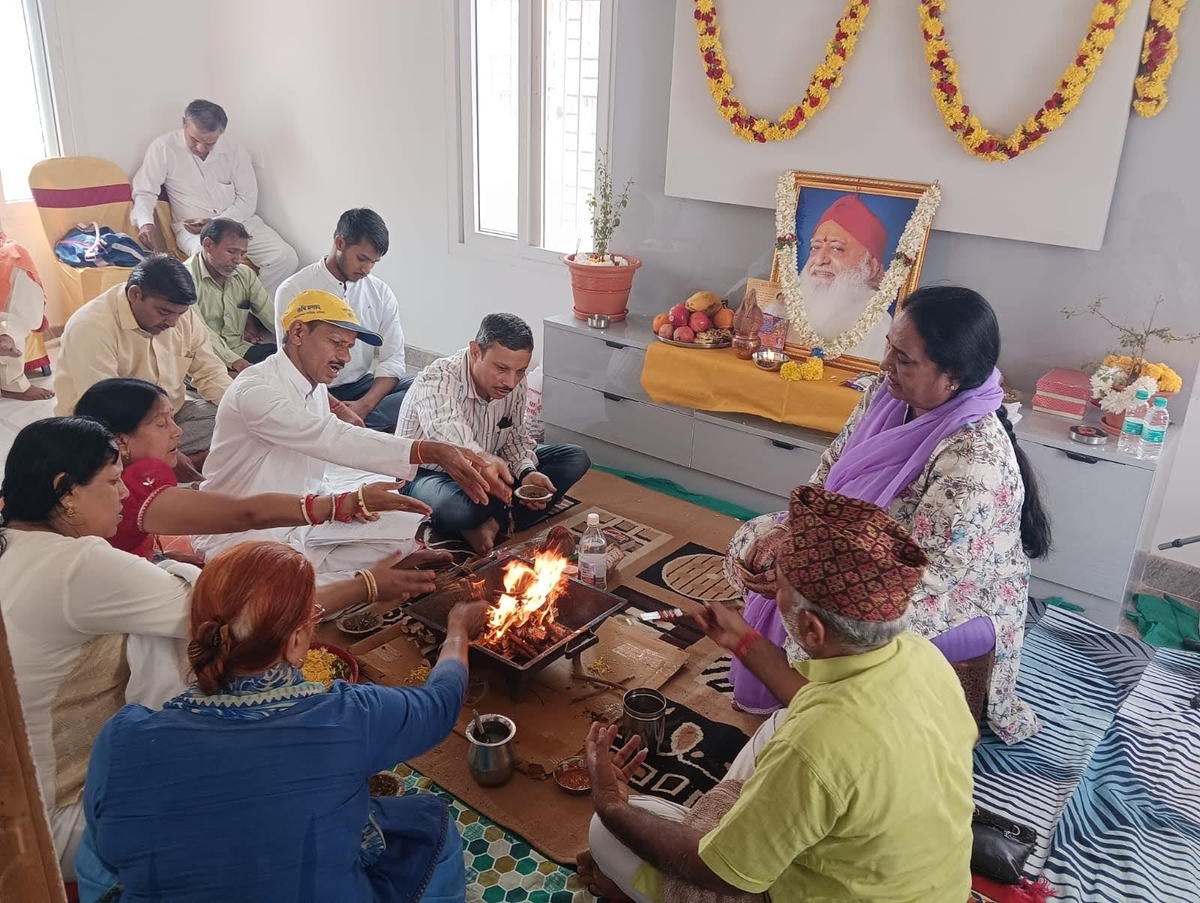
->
<box><xmin>74</xmin><ymin>541</ymin><xmax>484</xmax><ymax>902</ymax></box>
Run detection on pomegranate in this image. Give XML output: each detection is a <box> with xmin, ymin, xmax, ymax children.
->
<box><xmin>669</xmin><ymin>304</ymin><xmax>690</xmax><ymax>328</ymax></box>
<box><xmin>656</xmin><ymin>323</ymin><xmax>675</xmax><ymax>339</ymax></box>
<box><xmin>673</xmin><ymin>326</ymin><xmax>695</xmax><ymax>343</ymax></box>
<box><xmin>689</xmin><ymin>311</ymin><xmax>711</xmax><ymax>333</ymax></box>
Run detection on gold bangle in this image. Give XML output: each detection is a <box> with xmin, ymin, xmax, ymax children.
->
<box><xmin>358</xmin><ymin>484</ymin><xmax>372</xmax><ymax>517</ymax></box>
<box><xmin>300</xmin><ymin>495</ymin><xmax>312</xmax><ymax>525</ymax></box>
<box><xmin>414</xmin><ymin>440</ymin><xmax>425</xmax><ymax>465</ymax></box>
<box><xmin>356</xmin><ymin>569</ymin><xmax>378</xmax><ymax>604</ymax></box>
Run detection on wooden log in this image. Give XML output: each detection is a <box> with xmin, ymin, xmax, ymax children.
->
<box><xmin>507</xmin><ymin>633</ymin><xmax>540</xmax><ymax>661</ymax></box>
<box><xmin>548</xmin><ymin>621</ymin><xmax>571</xmax><ymax>641</ymax></box>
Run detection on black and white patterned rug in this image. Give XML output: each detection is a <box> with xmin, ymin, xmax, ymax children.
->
<box><xmin>627</xmin><ymin>696</ymin><xmax>750</xmax><ymax>808</ymax></box>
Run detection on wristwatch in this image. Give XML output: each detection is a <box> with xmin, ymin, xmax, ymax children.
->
<box><xmin>516</xmin><ymin>466</ymin><xmax>537</xmax><ymax>485</ymax></box>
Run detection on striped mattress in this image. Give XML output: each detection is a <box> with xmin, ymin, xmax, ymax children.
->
<box><xmin>973</xmin><ymin>603</ymin><xmax>1200</xmax><ymax>902</ymax></box>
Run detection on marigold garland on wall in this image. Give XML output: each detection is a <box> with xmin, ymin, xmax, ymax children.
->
<box><xmin>919</xmin><ymin>0</ymin><xmax>1133</xmax><ymax>162</ymax></box>
<box><xmin>1134</xmin><ymin>0</ymin><xmax>1190</xmax><ymax>116</ymax></box>
<box><xmin>692</xmin><ymin>0</ymin><xmax>872</xmax><ymax>144</ymax></box>
<box><xmin>774</xmin><ymin>172</ymin><xmax>941</xmax><ymax>363</ymax></box>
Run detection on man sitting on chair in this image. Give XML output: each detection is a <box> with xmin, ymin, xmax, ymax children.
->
<box><xmin>275</xmin><ymin>208</ymin><xmax>409</xmax><ymax>432</ymax></box>
<box><xmin>578</xmin><ymin>486</ymin><xmax>976</xmax><ymax>903</ymax></box>
<box><xmin>187</xmin><ymin>218</ymin><xmax>277</xmax><ymax>376</ymax></box>
<box><xmin>397</xmin><ymin>313</ymin><xmax>591</xmax><ymax>554</ymax></box>
<box><xmin>132</xmin><ymin>99</ymin><xmax>298</xmax><ymax>298</ymax></box>
<box><xmin>54</xmin><ymin>255</ymin><xmax>231</xmax><ymax>476</ymax></box>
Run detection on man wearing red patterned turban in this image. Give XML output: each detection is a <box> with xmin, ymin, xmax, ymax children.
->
<box><xmin>798</xmin><ymin>195</ymin><xmax>891</xmax><ymax>360</ymax></box>
<box><xmin>578</xmin><ymin>485</ymin><xmax>977</xmax><ymax>903</ymax></box>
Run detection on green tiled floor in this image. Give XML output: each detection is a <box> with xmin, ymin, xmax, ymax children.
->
<box><xmin>393</xmin><ymin>765</ymin><xmax>598</xmax><ymax>902</ymax></box>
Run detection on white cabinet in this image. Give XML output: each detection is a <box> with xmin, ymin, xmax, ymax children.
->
<box><xmin>540</xmin><ymin>313</ymin><xmax>1175</xmax><ymax>626</ymax></box>
<box><xmin>541</xmin><ymin>376</ymin><xmax>694</xmax><ymax>466</ymax></box>
<box><xmin>1022</xmin><ymin>442</ymin><xmax>1153</xmax><ymax>601</ymax></box>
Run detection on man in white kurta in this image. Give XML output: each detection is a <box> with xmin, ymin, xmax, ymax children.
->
<box><xmin>131</xmin><ymin>99</ymin><xmax>298</xmax><ymax>297</ymax></box>
<box><xmin>193</xmin><ymin>289</ymin><xmax>491</xmax><ymax>581</ymax></box>
<box><xmin>274</xmin><ymin>208</ymin><xmax>409</xmax><ymax>432</ymax></box>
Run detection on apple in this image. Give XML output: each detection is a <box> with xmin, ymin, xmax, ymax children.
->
<box><xmin>669</xmin><ymin>304</ymin><xmax>690</xmax><ymax>328</ymax></box>
<box><xmin>656</xmin><ymin>323</ymin><xmax>675</xmax><ymax>339</ymax></box>
<box><xmin>689</xmin><ymin>311</ymin><xmax>711</xmax><ymax>333</ymax></box>
<box><xmin>673</xmin><ymin>326</ymin><xmax>695</xmax><ymax>343</ymax></box>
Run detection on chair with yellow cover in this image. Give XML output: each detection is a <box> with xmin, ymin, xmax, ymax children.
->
<box><xmin>27</xmin><ymin>157</ymin><xmax>181</xmax><ymax>323</ymax></box>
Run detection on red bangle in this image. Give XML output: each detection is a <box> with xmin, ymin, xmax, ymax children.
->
<box><xmin>333</xmin><ymin>491</ymin><xmax>355</xmax><ymax>523</ymax></box>
<box><xmin>732</xmin><ymin>629</ymin><xmax>763</xmax><ymax>660</ymax></box>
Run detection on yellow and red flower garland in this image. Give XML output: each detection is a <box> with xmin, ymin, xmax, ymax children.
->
<box><xmin>919</xmin><ymin>0</ymin><xmax>1132</xmax><ymax>162</ymax></box>
<box><xmin>1134</xmin><ymin>0</ymin><xmax>1190</xmax><ymax>116</ymax></box>
<box><xmin>693</xmin><ymin>0</ymin><xmax>871</xmax><ymax>144</ymax></box>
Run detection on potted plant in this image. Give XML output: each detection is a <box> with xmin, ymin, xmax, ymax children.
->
<box><xmin>564</xmin><ymin>150</ymin><xmax>640</xmax><ymax>322</ymax></box>
<box><xmin>1063</xmin><ymin>298</ymin><xmax>1199</xmax><ymax>434</ymax></box>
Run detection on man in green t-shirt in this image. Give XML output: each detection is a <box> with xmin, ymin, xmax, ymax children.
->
<box><xmin>581</xmin><ymin>485</ymin><xmax>977</xmax><ymax>902</ymax></box>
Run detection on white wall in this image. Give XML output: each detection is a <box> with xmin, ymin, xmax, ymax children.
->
<box><xmin>664</xmin><ymin>0</ymin><xmax>1150</xmax><ymax>250</ymax></box>
<box><xmin>43</xmin><ymin>0</ymin><xmax>215</xmax><ymax>172</ymax></box>
<box><xmin>201</xmin><ymin>0</ymin><xmax>567</xmax><ymax>363</ymax></box>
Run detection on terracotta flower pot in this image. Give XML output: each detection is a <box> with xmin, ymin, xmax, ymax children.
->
<box><xmin>564</xmin><ymin>254</ymin><xmax>642</xmax><ymax>322</ymax></box>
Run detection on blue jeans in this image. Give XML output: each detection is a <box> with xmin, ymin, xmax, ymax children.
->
<box><xmin>404</xmin><ymin>443</ymin><xmax>591</xmax><ymax>536</ymax></box>
<box><xmin>330</xmin><ymin>373</ymin><xmax>415</xmax><ymax>432</ymax></box>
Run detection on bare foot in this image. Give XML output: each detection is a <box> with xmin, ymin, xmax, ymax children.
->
<box><xmin>575</xmin><ymin>849</ymin><xmax>632</xmax><ymax>901</ymax></box>
<box><xmin>463</xmin><ymin>517</ymin><xmax>500</xmax><ymax>555</ymax></box>
<box><xmin>0</xmin><ymin>336</ymin><xmax>21</xmax><ymax>358</ymax></box>
<box><xmin>2</xmin><ymin>386</ymin><xmax>54</xmax><ymax>402</ymax></box>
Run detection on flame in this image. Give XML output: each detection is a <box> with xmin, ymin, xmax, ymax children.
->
<box><xmin>482</xmin><ymin>550</ymin><xmax>570</xmax><ymax>644</ymax></box>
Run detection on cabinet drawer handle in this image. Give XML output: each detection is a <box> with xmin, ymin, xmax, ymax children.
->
<box><xmin>604</xmin><ymin>340</ymin><xmax>628</xmax><ymax>350</ymax></box>
<box><xmin>770</xmin><ymin>439</ymin><xmax>798</xmax><ymax>451</ymax></box>
<box><xmin>1063</xmin><ymin>451</ymin><xmax>1099</xmax><ymax>464</ymax></box>
<box><xmin>602</xmin><ymin>392</ymin><xmax>625</xmax><ymax>403</ymax></box>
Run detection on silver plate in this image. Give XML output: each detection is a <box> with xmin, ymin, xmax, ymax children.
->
<box><xmin>655</xmin><ymin>335</ymin><xmax>732</xmax><ymax>349</ymax></box>
<box><xmin>1069</xmin><ymin>425</ymin><xmax>1109</xmax><ymax>445</ymax></box>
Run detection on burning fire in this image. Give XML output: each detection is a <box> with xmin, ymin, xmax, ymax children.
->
<box><xmin>482</xmin><ymin>550</ymin><xmax>571</xmax><ymax>645</ymax></box>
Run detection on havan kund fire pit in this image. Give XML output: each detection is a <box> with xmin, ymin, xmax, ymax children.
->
<box><xmin>405</xmin><ymin>537</ymin><xmax>626</xmax><ymax>700</ymax></box>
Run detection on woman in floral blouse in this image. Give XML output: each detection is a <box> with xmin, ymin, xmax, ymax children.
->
<box><xmin>726</xmin><ymin>286</ymin><xmax>1050</xmax><ymax>744</ymax></box>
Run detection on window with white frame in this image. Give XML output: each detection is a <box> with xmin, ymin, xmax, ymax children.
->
<box><xmin>0</xmin><ymin>0</ymin><xmax>60</xmax><ymax>202</ymax></box>
<box><xmin>457</xmin><ymin>0</ymin><xmax>613</xmax><ymax>258</ymax></box>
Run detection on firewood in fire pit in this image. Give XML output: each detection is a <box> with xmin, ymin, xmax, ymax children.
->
<box><xmin>505</xmin><ymin>632</ymin><xmax>540</xmax><ymax>661</ymax></box>
<box><xmin>548</xmin><ymin>622</ymin><xmax>571</xmax><ymax>642</ymax></box>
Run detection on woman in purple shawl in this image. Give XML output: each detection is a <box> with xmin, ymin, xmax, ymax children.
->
<box><xmin>724</xmin><ymin>287</ymin><xmax>1050</xmax><ymax>744</ymax></box>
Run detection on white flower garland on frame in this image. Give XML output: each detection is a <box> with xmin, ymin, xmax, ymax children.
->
<box><xmin>774</xmin><ymin>173</ymin><xmax>941</xmax><ymax>361</ymax></box>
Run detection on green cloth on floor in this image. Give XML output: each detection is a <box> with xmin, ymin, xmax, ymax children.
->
<box><xmin>1124</xmin><ymin>592</ymin><xmax>1200</xmax><ymax>649</ymax></box>
<box><xmin>1043</xmin><ymin>597</ymin><xmax>1086</xmax><ymax>613</ymax></box>
<box><xmin>593</xmin><ymin>465</ymin><xmax>764</xmax><ymax>521</ymax></box>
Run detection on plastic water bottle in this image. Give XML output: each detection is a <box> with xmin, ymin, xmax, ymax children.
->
<box><xmin>1117</xmin><ymin>389</ymin><xmax>1151</xmax><ymax>457</ymax></box>
<box><xmin>1140</xmin><ymin>396</ymin><xmax>1169</xmax><ymax>461</ymax></box>
<box><xmin>578</xmin><ymin>513</ymin><xmax>608</xmax><ymax>590</ymax></box>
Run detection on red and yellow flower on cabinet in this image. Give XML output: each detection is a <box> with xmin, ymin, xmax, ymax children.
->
<box><xmin>1134</xmin><ymin>0</ymin><xmax>1190</xmax><ymax>116</ymax></box>
<box><xmin>692</xmin><ymin>0</ymin><xmax>872</xmax><ymax>144</ymax></box>
<box><xmin>918</xmin><ymin>0</ymin><xmax>1133</xmax><ymax>162</ymax></box>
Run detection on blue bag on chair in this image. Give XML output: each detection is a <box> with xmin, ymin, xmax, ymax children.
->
<box><xmin>55</xmin><ymin>223</ymin><xmax>149</xmax><ymax>268</ymax></box>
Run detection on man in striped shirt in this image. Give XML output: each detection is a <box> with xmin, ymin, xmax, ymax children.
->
<box><xmin>397</xmin><ymin>314</ymin><xmax>590</xmax><ymax>553</ymax></box>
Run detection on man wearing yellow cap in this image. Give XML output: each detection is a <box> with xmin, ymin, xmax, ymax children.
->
<box><xmin>193</xmin><ymin>290</ymin><xmax>494</xmax><ymax>587</ymax></box>
<box><xmin>579</xmin><ymin>486</ymin><xmax>977</xmax><ymax>903</ymax></box>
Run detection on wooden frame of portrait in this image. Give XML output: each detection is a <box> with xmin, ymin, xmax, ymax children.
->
<box><xmin>769</xmin><ymin>171</ymin><xmax>936</xmax><ymax>372</ymax></box>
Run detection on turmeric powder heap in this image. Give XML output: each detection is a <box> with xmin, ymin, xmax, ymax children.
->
<box><xmin>302</xmin><ymin>648</ymin><xmax>351</xmax><ymax>687</ymax></box>
<box><xmin>406</xmin><ymin>665</ymin><xmax>431</xmax><ymax>685</ymax></box>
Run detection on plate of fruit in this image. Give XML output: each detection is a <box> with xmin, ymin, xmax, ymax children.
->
<box><xmin>653</xmin><ymin>291</ymin><xmax>735</xmax><ymax>349</ymax></box>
